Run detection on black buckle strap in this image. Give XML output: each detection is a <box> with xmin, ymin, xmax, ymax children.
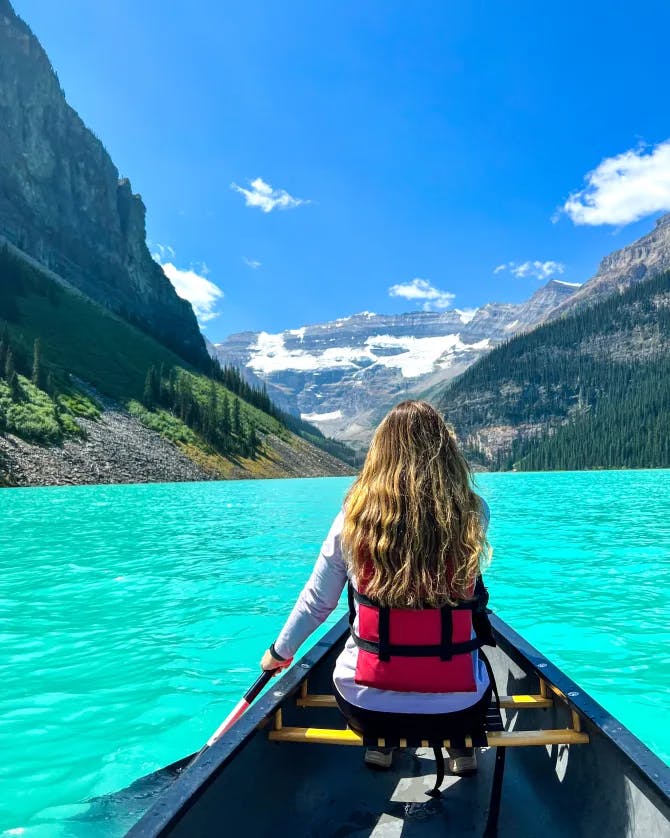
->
<box><xmin>350</xmin><ymin>629</ymin><xmax>484</xmax><ymax>657</ymax></box>
<box><xmin>427</xmin><ymin>747</ymin><xmax>445</xmax><ymax>798</ymax></box>
<box><xmin>347</xmin><ymin>581</ymin><xmax>490</xmax><ymax>659</ymax></box>
<box><xmin>378</xmin><ymin>606</ymin><xmax>391</xmax><ymax>662</ymax></box>
<box><xmin>440</xmin><ymin>605</ymin><xmax>453</xmax><ymax>662</ymax></box>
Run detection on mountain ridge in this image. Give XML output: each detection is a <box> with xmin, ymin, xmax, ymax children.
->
<box><xmin>549</xmin><ymin>213</ymin><xmax>670</xmax><ymax>317</ymax></box>
<box><xmin>212</xmin><ymin>279</ymin><xmax>578</xmax><ymax>447</ymax></box>
<box><xmin>214</xmin><ymin>213</ymin><xmax>670</xmax><ymax>452</ymax></box>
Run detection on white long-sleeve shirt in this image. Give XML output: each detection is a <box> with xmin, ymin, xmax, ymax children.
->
<box><xmin>274</xmin><ymin>505</ymin><xmax>491</xmax><ymax>713</ymax></box>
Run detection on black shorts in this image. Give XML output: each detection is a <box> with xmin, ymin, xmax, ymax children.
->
<box><xmin>334</xmin><ymin>684</ymin><xmax>493</xmax><ymax>744</ymax></box>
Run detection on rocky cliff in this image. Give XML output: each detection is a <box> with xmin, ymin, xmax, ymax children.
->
<box><xmin>0</xmin><ymin>0</ymin><xmax>208</xmax><ymax>366</ymax></box>
<box><xmin>551</xmin><ymin>213</ymin><xmax>670</xmax><ymax>315</ymax></box>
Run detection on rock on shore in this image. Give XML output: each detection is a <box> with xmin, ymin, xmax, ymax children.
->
<box><xmin>0</xmin><ymin>394</ymin><xmax>354</xmax><ymax>488</ymax></box>
<box><xmin>0</xmin><ymin>401</ymin><xmax>210</xmax><ymax>487</ymax></box>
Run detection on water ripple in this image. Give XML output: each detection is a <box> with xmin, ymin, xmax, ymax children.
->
<box><xmin>1</xmin><ymin>471</ymin><xmax>669</xmax><ymax>836</ymax></box>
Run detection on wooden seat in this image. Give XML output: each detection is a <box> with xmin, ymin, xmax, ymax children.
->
<box><xmin>269</xmin><ymin>726</ymin><xmax>589</xmax><ymax>748</ymax></box>
<box><xmin>295</xmin><ymin>692</ymin><xmax>554</xmax><ymax>710</ymax></box>
<box><xmin>269</xmin><ymin>677</ymin><xmax>588</xmax><ymax>750</ymax></box>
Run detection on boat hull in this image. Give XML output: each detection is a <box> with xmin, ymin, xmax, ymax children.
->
<box><xmin>127</xmin><ymin>615</ymin><xmax>670</xmax><ymax>837</ymax></box>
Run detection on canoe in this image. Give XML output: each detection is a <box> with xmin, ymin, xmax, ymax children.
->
<box><xmin>124</xmin><ymin>614</ymin><xmax>670</xmax><ymax>837</ymax></box>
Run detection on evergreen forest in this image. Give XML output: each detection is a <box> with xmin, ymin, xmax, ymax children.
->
<box><xmin>439</xmin><ymin>269</ymin><xmax>670</xmax><ymax>471</ymax></box>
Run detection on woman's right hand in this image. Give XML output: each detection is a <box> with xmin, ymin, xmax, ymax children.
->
<box><xmin>260</xmin><ymin>647</ymin><xmax>292</xmax><ymax>674</ymax></box>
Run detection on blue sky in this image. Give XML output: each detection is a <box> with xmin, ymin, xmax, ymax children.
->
<box><xmin>13</xmin><ymin>0</ymin><xmax>670</xmax><ymax>340</ymax></box>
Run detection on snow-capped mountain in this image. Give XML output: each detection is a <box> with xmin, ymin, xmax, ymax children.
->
<box><xmin>212</xmin><ymin>280</ymin><xmax>578</xmax><ymax>448</ymax></box>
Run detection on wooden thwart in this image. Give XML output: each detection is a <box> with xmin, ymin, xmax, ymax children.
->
<box><xmin>296</xmin><ymin>692</ymin><xmax>553</xmax><ymax>710</ymax></box>
<box><xmin>269</xmin><ymin>726</ymin><xmax>589</xmax><ymax>748</ymax></box>
<box><xmin>283</xmin><ymin>677</ymin><xmax>587</xmax><ymax>750</ymax></box>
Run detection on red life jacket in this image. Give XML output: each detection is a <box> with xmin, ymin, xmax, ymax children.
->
<box><xmin>348</xmin><ymin>575</ymin><xmax>492</xmax><ymax>694</ymax></box>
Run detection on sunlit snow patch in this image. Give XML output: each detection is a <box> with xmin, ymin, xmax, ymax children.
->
<box><xmin>248</xmin><ymin>331</ymin><xmax>490</xmax><ymax>378</ymax></box>
<box><xmin>248</xmin><ymin>332</ymin><xmax>369</xmax><ymax>374</ymax></box>
<box><xmin>365</xmin><ymin>334</ymin><xmax>490</xmax><ymax>377</ymax></box>
<box><xmin>455</xmin><ymin>308</ymin><xmax>478</xmax><ymax>324</ymax></box>
<box><xmin>300</xmin><ymin>410</ymin><xmax>344</xmax><ymax>422</ymax></box>
<box><xmin>287</xmin><ymin>327</ymin><xmax>306</xmax><ymax>342</ymax></box>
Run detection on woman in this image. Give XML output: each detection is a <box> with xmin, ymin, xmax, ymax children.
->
<box><xmin>260</xmin><ymin>400</ymin><xmax>493</xmax><ymax>775</ymax></box>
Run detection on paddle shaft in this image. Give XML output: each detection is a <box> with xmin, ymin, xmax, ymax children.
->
<box><xmin>189</xmin><ymin>669</ymin><xmax>278</xmax><ymax>766</ymax></box>
<box><xmin>206</xmin><ymin>670</ymin><xmax>275</xmax><ymax>744</ymax></box>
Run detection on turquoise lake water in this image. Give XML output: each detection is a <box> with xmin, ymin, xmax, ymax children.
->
<box><xmin>1</xmin><ymin>471</ymin><xmax>669</xmax><ymax>836</ymax></box>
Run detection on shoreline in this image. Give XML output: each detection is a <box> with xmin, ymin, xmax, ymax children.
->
<box><xmin>0</xmin><ymin>396</ymin><xmax>354</xmax><ymax>489</ymax></box>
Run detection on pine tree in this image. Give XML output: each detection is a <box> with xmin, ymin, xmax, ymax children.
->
<box><xmin>206</xmin><ymin>380</ymin><xmax>218</xmax><ymax>440</ymax></box>
<box><xmin>143</xmin><ymin>367</ymin><xmax>155</xmax><ymax>407</ymax></box>
<box><xmin>221</xmin><ymin>393</ymin><xmax>231</xmax><ymax>436</ymax></box>
<box><xmin>168</xmin><ymin>367</ymin><xmax>177</xmax><ymax>405</ymax></box>
<box><xmin>0</xmin><ymin>324</ymin><xmax>8</xmax><ymax>374</ymax></box>
<box><xmin>158</xmin><ymin>363</ymin><xmax>166</xmax><ymax>405</ymax></box>
<box><xmin>177</xmin><ymin>374</ymin><xmax>194</xmax><ymax>423</ymax></box>
<box><xmin>248</xmin><ymin>424</ymin><xmax>258</xmax><ymax>458</ymax></box>
<box><xmin>143</xmin><ymin>365</ymin><xmax>161</xmax><ymax>408</ymax></box>
<box><xmin>233</xmin><ymin>398</ymin><xmax>241</xmax><ymax>437</ymax></box>
<box><xmin>5</xmin><ymin>348</ymin><xmax>19</xmax><ymax>400</ymax></box>
<box><xmin>32</xmin><ymin>338</ymin><xmax>42</xmax><ymax>389</ymax></box>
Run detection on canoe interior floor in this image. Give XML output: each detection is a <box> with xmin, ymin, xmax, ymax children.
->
<box><xmin>168</xmin><ymin>732</ymin><xmax>572</xmax><ymax>838</ymax></box>
<box><xmin>259</xmin><ymin>743</ymin><xmax>535</xmax><ymax>837</ymax></box>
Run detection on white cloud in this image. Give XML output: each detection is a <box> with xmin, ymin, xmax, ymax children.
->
<box><xmin>152</xmin><ymin>250</ymin><xmax>224</xmax><ymax>325</ymax></box>
<box><xmin>561</xmin><ymin>140</ymin><xmax>670</xmax><ymax>226</ymax></box>
<box><xmin>494</xmin><ymin>260</ymin><xmax>565</xmax><ymax>280</ymax></box>
<box><xmin>231</xmin><ymin>177</ymin><xmax>308</xmax><ymax>213</ymax></box>
<box><xmin>243</xmin><ymin>257</ymin><xmax>262</xmax><ymax>269</ymax></box>
<box><xmin>388</xmin><ymin>278</ymin><xmax>455</xmax><ymax>312</ymax></box>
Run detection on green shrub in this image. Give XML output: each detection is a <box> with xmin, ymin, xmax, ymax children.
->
<box><xmin>128</xmin><ymin>400</ymin><xmax>199</xmax><ymax>445</ymax></box>
<box><xmin>58</xmin><ymin>391</ymin><xmax>100</xmax><ymax>420</ymax></box>
<box><xmin>5</xmin><ymin>378</ymin><xmax>62</xmax><ymax>443</ymax></box>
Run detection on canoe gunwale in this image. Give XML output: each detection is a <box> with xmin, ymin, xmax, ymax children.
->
<box><xmin>125</xmin><ymin>620</ymin><xmax>345</xmax><ymax>837</ymax></box>
<box><xmin>126</xmin><ymin>613</ymin><xmax>670</xmax><ymax>837</ymax></box>
<box><xmin>489</xmin><ymin>614</ymin><xmax>670</xmax><ymax>804</ymax></box>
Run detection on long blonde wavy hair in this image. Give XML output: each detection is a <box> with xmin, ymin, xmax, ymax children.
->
<box><xmin>342</xmin><ymin>400</ymin><xmax>488</xmax><ymax>608</ymax></box>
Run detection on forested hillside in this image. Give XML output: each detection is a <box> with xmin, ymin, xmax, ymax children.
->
<box><xmin>0</xmin><ymin>245</ymin><xmax>354</xmax><ymax>485</ymax></box>
<box><xmin>439</xmin><ymin>270</ymin><xmax>670</xmax><ymax>471</ymax></box>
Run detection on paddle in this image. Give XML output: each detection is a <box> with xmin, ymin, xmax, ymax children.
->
<box><xmin>187</xmin><ymin>666</ymin><xmax>285</xmax><ymax>767</ymax></box>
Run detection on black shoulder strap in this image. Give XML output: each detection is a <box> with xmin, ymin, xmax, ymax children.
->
<box><xmin>347</xmin><ymin>581</ymin><xmax>356</xmax><ymax>629</ymax></box>
<box><xmin>472</xmin><ymin>576</ymin><xmax>496</xmax><ymax>648</ymax></box>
